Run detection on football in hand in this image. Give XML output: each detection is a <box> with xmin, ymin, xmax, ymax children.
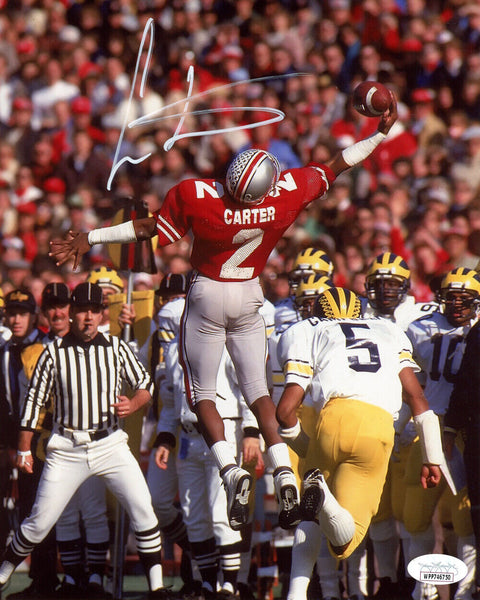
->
<box><xmin>352</xmin><ymin>81</ymin><xmax>391</xmax><ymax>117</ymax></box>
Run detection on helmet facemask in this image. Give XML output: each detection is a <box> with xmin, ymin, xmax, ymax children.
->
<box><xmin>366</xmin><ymin>275</ymin><xmax>409</xmax><ymax>314</ymax></box>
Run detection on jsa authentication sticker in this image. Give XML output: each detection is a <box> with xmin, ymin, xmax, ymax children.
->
<box><xmin>408</xmin><ymin>554</ymin><xmax>467</xmax><ymax>585</ymax></box>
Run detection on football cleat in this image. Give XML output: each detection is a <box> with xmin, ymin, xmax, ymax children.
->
<box><xmin>300</xmin><ymin>468</ymin><xmax>326</xmax><ymax>521</ymax></box>
<box><xmin>273</xmin><ymin>467</ymin><xmax>301</xmax><ymax>529</ymax></box>
<box><xmin>222</xmin><ymin>466</ymin><xmax>252</xmax><ymax>531</ymax></box>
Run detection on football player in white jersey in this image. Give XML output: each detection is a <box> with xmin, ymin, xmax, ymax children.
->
<box><xmin>362</xmin><ymin>252</ymin><xmax>437</xmax><ymax>598</ymax></box>
<box><xmin>404</xmin><ymin>268</ymin><xmax>480</xmax><ymax>600</ymax></box>
<box><xmin>270</xmin><ymin>249</ymin><xmax>334</xmax><ymax>405</ymax></box>
<box><xmin>275</xmin><ymin>287</ymin><xmax>442</xmax><ymax>600</ymax></box>
<box><xmin>363</xmin><ymin>252</ymin><xmax>437</xmax><ymax>329</ymax></box>
<box><xmin>154</xmin><ymin>337</ymin><xmax>262</xmax><ymax>600</ymax></box>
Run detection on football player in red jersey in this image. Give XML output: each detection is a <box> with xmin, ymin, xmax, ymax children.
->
<box><xmin>50</xmin><ymin>92</ymin><xmax>398</xmax><ymax>531</ymax></box>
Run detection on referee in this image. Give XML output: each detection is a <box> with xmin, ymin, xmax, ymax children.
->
<box><xmin>0</xmin><ymin>282</ymin><xmax>172</xmax><ymax>600</ymax></box>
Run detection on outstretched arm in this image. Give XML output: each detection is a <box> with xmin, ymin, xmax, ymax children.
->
<box><xmin>326</xmin><ymin>90</ymin><xmax>398</xmax><ymax>177</ymax></box>
<box><xmin>49</xmin><ymin>216</ymin><xmax>157</xmax><ymax>270</ymax></box>
<box><xmin>400</xmin><ymin>367</ymin><xmax>442</xmax><ymax>489</ymax></box>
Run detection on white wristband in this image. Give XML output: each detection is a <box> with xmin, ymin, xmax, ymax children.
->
<box><xmin>341</xmin><ymin>131</ymin><xmax>386</xmax><ymax>167</ymax></box>
<box><xmin>17</xmin><ymin>450</ymin><xmax>32</xmax><ymax>467</ymax></box>
<box><xmin>88</xmin><ymin>221</ymin><xmax>137</xmax><ymax>246</ymax></box>
<box><xmin>279</xmin><ymin>420</ymin><xmax>310</xmax><ymax>458</ymax></box>
<box><xmin>413</xmin><ymin>410</ymin><xmax>443</xmax><ymax>465</ymax></box>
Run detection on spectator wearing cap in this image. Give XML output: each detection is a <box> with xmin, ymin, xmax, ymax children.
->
<box><xmin>42</xmin><ymin>176</ymin><xmax>69</xmax><ymax>230</ymax></box>
<box><xmin>410</xmin><ymin>87</ymin><xmax>448</xmax><ymax>148</ymax></box>
<box><xmin>0</xmin><ymin>97</ymin><xmax>39</xmax><ymax>166</ymax></box>
<box><xmin>0</xmin><ymin>289</ymin><xmax>59</xmax><ymax>598</ymax></box>
<box><xmin>50</xmin><ymin>96</ymin><xmax>105</xmax><ymax>164</ymax></box>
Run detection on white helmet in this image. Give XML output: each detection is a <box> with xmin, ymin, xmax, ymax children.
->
<box><xmin>226</xmin><ymin>149</ymin><xmax>281</xmax><ymax>205</ymax></box>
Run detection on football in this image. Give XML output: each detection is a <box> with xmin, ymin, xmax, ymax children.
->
<box><xmin>352</xmin><ymin>81</ymin><xmax>391</xmax><ymax>117</ymax></box>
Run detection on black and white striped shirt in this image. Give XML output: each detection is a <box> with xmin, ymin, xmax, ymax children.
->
<box><xmin>21</xmin><ymin>331</ymin><xmax>153</xmax><ymax>432</ymax></box>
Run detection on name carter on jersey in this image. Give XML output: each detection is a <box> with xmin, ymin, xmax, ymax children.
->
<box><xmin>224</xmin><ymin>206</ymin><xmax>276</xmax><ymax>225</ymax></box>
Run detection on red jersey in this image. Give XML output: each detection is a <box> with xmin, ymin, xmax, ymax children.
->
<box><xmin>153</xmin><ymin>164</ymin><xmax>335</xmax><ymax>281</ymax></box>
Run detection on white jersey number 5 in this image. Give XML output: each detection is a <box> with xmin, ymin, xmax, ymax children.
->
<box><xmin>220</xmin><ymin>228</ymin><xmax>264</xmax><ymax>279</ymax></box>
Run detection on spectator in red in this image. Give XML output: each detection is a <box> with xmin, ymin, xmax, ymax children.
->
<box><xmin>51</xmin><ymin>96</ymin><xmax>105</xmax><ymax>164</ymax></box>
<box><xmin>30</xmin><ymin>137</ymin><xmax>57</xmax><ymax>188</ymax></box>
<box><xmin>16</xmin><ymin>202</ymin><xmax>38</xmax><ymax>263</ymax></box>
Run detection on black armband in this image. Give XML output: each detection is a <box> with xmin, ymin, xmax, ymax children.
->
<box><xmin>243</xmin><ymin>427</ymin><xmax>260</xmax><ymax>439</ymax></box>
<box><xmin>152</xmin><ymin>432</ymin><xmax>176</xmax><ymax>448</ymax></box>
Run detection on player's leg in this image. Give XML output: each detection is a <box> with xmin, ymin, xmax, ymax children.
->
<box><xmin>225</xmin><ymin>278</ymin><xmax>299</xmax><ymax>528</ymax></box>
<box><xmin>146</xmin><ymin>451</ymin><xmax>194</xmax><ymax>593</ymax></box>
<box><xmin>180</xmin><ymin>275</ymin><xmax>255</xmax><ymax>530</ymax></box>
<box><xmin>77</xmin><ymin>476</ymin><xmax>110</xmax><ymax>595</ymax></box>
<box><xmin>300</xmin><ymin>399</ymin><xmax>393</xmax><ymax>560</ymax></box>
<box><xmin>176</xmin><ymin>434</ymin><xmax>219</xmax><ymax>597</ymax></box>
<box><xmin>403</xmin><ymin>439</ymin><xmax>445</xmax><ymax>600</ymax></box>
<box><xmin>450</xmin><ymin>482</ymin><xmax>476</xmax><ymax>600</ymax></box>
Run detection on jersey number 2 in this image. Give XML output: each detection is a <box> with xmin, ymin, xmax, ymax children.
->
<box><xmin>339</xmin><ymin>323</ymin><xmax>381</xmax><ymax>373</ymax></box>
<box><xmin>220</xmin><ymin>229</ymin><xmax>264</xmax><ymax>279</ymax></box>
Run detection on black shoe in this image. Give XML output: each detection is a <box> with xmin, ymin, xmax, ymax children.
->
<box><xmin>200</xmin><ymin>586</ymin><xmax>216</xmax><ymax>600</ymax></box>
<box><xmin>216</xmin><ymin>590</ymin><xmax>236</xmax><ymax>600</ymax></box>
<box><xmin>371</xmin><ymin>577</ymin><xmax>398</xmax><ymax>599</ymax></box>
<box><xmin>300</xmin><ymin>468</ymin><xmax>325</xmax><ymax>521</ymax></box>
<box><xmin>148</xmin><ymin>588</ymin><xmax>177</xmax><ymax>599</ymax></box>
<box><xmin>7</xmin><ymin>583</ymin><xmax>58</xmax><ymax>599</ymax></box>
<box><xmin>223</xmin><ymin>466</ymin><xmax>252</xmax><ymax>531</ymax></box>
<box><xmin>55</xmin><ymin>580</ymin><xmax>83</xmax><ymax>599</ymax></box>
<box><xmin>237</xmin><ymin>583</ymin><xmax>256</xmax><ymax>600</ymax></box>
<box><xmin>274</xmin><ymin>468</ymin><xmax>301</xmax><ymax>530</ymax></box>
<box><xmin>85</xmin><ymin>581</ymin><xmax>107</xmax><ymax>598</ymax></box>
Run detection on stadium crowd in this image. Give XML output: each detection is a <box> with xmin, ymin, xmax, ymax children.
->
<box><xmin>1</xmin><ymin>0</ymin><xmax>480</xmax><ymax>599</ymax></box>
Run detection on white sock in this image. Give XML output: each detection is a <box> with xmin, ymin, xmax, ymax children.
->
<box><xmin>318</xmin><ymin>479</ymin><xmax>355</xmax><ymax>547</ymax></box>
<box><xmin>287</xmin><ymin>521</ymin><xmax>322</xmax><ymax>600</ymax></box>
<box><xmin>0</xmin><ymin>561</ymin><xmax>15</xmax><ymax>585</ymax></box>
<box><xmin>347</xmin><ymin>538</ymin><xmax>368</xmax><ymax>596</ymax></box>
<box><xmin>371</xmin><ymin>537</ymin><xmax>399</xmax><ymax>581</ymax></box>
<box><xmin>267</xmin><ymin>442</ymin><xmax>291</xmax><ymax>471</ymax></box>
<box><xmin>369</xmin><ymin>517</ymin><xmax>399</xmax><ymax>582</ymax></box>
<box><xmin>211</xmin><ymin>441</ymin><xmax>238</xmax><ymax>472</ymax></box>
<box><xmin>149</xmin><ymin>564</ymin><xmax>164</xmax><ymax>591</ymax></box>
<box><xmin>317</xmin><ymin>536</ymin><xmax>341</xmax><ymax>598</ymax></box>
<box><xmin>455</xmin><ymin>534</ymin><xmax>476</xmax><ymax>599</ymax></box>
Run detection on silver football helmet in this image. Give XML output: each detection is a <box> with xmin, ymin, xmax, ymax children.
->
<box><xmin>225</xmin><ymin>149</ymin><xmax>281</xmax><ymax>205</ymax></box>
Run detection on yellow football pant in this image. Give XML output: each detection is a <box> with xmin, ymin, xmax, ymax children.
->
<box><xmin>304</xmin><ymin>398</ymin><xmax>394</xmax><ymax>559</ymax></box>
<box><xmin>404</xmin><ymin>439</ymin><xmax>472</xmax><ymax>536</ymax></box>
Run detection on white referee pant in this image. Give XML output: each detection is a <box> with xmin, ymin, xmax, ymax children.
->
<box><xmin>20</xmin><ymin>429</ymin><xmax>158</xmax><ymax>544</ymax></box>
